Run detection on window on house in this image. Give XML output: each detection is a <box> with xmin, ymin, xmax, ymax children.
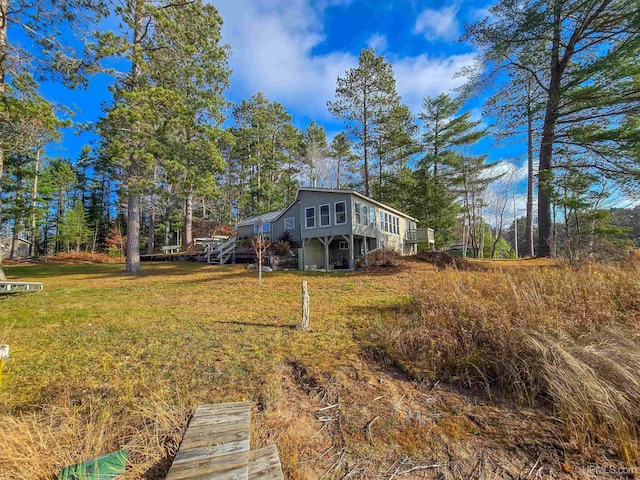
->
<box><xmin>339</xmin><ymin>241</ymin><xmax>348</xmax><ymax>250</ymax></box>
<box><xmin>355</xmin><ymin>202</ymin><xmax>361</xmax><ymax>224</ymax></box>
<box><xmin>284</xmin><ymin>217</ymin><xmax>295</xmax><ymax>230</ymax></box>
<box><xmin>305</xmin><ymin>207</ymin><xmax>315</xmax><ymax>228</ymax></box>
<box><xmin>362</xmin><ymin>205</ymin><xmax>369</xmax><ymax>226</ymax></box>
<box><xmin>320</xmin><ymin>204</ymin><xmax>330</xmax><ymax>227</ymax></box>
<box><xmin>335</xmin><ymin>201</ymin><xmax>346</xmax><ymax>224</ymax></box>
<box><xmin>253</xmin><ymin>222</ymin><xmax>270</xmax><ymax>234</ymax></box>
<box><xmin>370</xmin><ymin>208</ymin><xmax>376</xmax><ymax>228</ymax></box>
<box><xmin>379</xmin><ymin>211</ymin><xmax>384</xmax><ymax>230</ymax></box>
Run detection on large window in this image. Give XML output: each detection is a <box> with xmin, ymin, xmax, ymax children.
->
<box><xmin>369</xmin><ymin>207</ymin><xmax>376</xmax><ymax>228</ymax></box>
<box><xmin>320</xmin><ymin>204</ymin><xmax>330</xmax><ymax>227</ymax></box>
<box><xmin>362</xmin><ymin>205</ymin><xmax>369</xmax><ymax>226</ymax></box>
<box><xmin>305</xmin><ymin>207</ymin><xmax>315</xmax><ymax>228</ymax></box>
<box><xmin>335</xmin><ymin>201</ymin><xmax>346</xmax><ymax>225</ymax></box>
<box><xmin>355</xmin><ymin>203</ymin><xmax>361</xmax><ymax>224</ymax></box>
<box><xmin>379</xmin><ymin>210</ymin><xmax>400</xmax><ymax>235</ymax></box>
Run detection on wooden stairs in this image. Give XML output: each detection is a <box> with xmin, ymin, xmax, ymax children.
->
<box><xmin>166</xmin><ymin>402</ymin><xmax>283</xmax><ymax>480</ymax></box>
<box><xmin>205</xmin><ymin>237</ymin><xmax>237</xmax><ymax>265</ymax></box>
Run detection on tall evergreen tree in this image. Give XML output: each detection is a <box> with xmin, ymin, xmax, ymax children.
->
<box><xmin>416</xmin><ymin>94</ymin><xmax>486</xmax><ymax>247</ymax></box>
<box><xmin>328</xmin><ymin>48</ymin><xmax>400</xmax><ymax>196</ymax></box>
<box><xmin>0</xmin><ymin>0</ymin><xmax>105</xmax><ymax>278</ymax></box>
<box><xmin>149</xmin><ymin>0</ymin><xmax>230</xmax><ymax>249</ymax></box>
<box><xmin>96</xmin><ymin>0</ymin><xmax>230</xmax><ymax>272</ymax></box>
<box><xmin>464</xmin><ymin>0</ymin><xmax>640</xmax><ymax>257</ymax></box>
<box><xmin>372</xmin><ymin>103</ymin><xmax>418</xmax><ymax>202</ymax></box>
<box><xmin>230</xmin><ymin>93</ymin><xmax>301</xmax><ymax>216</ymax></box>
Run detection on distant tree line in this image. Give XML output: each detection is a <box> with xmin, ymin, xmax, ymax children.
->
<box><xmin>1</xmin><ymin>0</ymin><xmax>638</xmax><ymax>276</ymax></box>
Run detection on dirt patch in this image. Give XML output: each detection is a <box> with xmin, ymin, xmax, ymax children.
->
<box><xmin>411</xmin><ymin>251</ymin><xmax>481</xmax><ymax>271</ymax></box>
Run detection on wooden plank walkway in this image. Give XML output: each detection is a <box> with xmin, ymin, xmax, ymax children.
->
<box><xmin>248</xmin><ymin>446</ymin><xmax>284</xmax><ymax>480</ymax></box>
<box><xmin>0</xmin><ymin>282</ymin><xmax>43</xmax><ymax>294</ymax></box>
<box><xmin>166</xmin><ymin>402</ymin><xmax>283</xmax><ymax>480</ymax></box>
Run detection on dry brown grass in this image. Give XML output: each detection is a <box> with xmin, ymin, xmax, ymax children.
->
<box><xmin>366</xmin><ymin>255</ymin><xmax>640</xmax><ymax>465</ymax></box>
<box><xmin>1</xmin><ymin>254</ymin><xmax>639</xmax><ymax>478</ymax></box>
<box><xmin>0</xmin><ymin>397</ymin><xmax>189</xmax><ymax>479</ymax></box>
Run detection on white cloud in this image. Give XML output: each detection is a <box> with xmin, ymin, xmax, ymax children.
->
<box><xmin>392</xmin><ymin>53</ymin><xmax>476</xmax><ymax>111</ymax></box>
<box><xmin>214</xmin><ymin>0</ymin><xmax>476</xmax><ymax>118</ymax></box>
<box><xmin>215</xmin><ymin>0</ymin><xmax>355</xmax><ymax>118</ymax></box>
<box><xmin>367</xmin><ymin>33</ymin><xmax>388</xmax><ymax>53</ymax></box>
<box><xmin>413</xmin><ymin>5</ymin><xmax>461</xmax><ymax>42</ymax></box>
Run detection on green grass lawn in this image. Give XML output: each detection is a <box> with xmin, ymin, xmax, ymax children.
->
<box><xmin>1</xmin><ymin>262</ymin><xmax>420</xmax><ymax>479</ymax></box>
<box><xmin>2</xmin><ymin>263</ymin><xmax>408</xmax><ymax>409</ymax></box>
<box><xmin>2</xmin><ymin>259</ymin><xmax>638</xmax><ymax>479</ymax></box>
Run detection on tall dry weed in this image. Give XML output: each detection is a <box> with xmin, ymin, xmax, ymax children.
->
<box><xmin>0</xmin><ymin>396</ymin><xmax>190</xmax><ymax>480</ymax></box>
<box><xmin>367</xmin><ymin>260</ymin><xmax>640</xmax><ymax>463</ymax></box>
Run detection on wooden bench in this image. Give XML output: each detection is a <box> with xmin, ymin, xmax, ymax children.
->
<box><xmin>0</xmin><ymin>282</ymin><xmax>43</xmax><ymax>294</ymax></box>
<box><xmin>162</xmin><ymin>245</ymin><xmax>181</xmax><ymax>253</ymax></box>
<box><xmin>166</xmin><ymin>402</ymin><xmax>283</xmax><ymax>480</ymax></box>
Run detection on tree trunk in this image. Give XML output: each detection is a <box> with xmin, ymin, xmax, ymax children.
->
<box><xmin>363</xmin><ymin>84</ymin><xmax>369</xmax><ymax>196</ymax></box>
<box><xmin>30</xmin><ymin>149</ymin><xmax>40</xmax><ymax>256</ymax></box>
<box><xmin>537</xmin><ymin>1</ymin><xmax>563</xmax><ymax>258</ymax></box>
<box><xmin>10</xmin><ymin>222</ymin><xmax>18</xmax><ymax>259</ymax></box>
<box><xmin>126</xmin><ymin>189</ymin><xmax>141</xmax><ymax>273</ymax></box>
<box><xmin>10</xmin><ymin>172</ymin><xmax>24</xmax><ymax>259</ymax></box>
<box><xmin>125</xmin><ymin>0</ymin><xmax>144</xmax><ymax>274</ymax></box>
<box><xmin>336</xmin><ymin>159</ymin><xmax>341</xmax><ymax>189</ymax></box>
<box><xmin>525</xmin><ymin>84</ymin><xmax>535</xmax><ymax>257</ymax></box>
<box><xmin>184</xmin><ymin>188</ymin><xmax>193</xmax><ymax>249</ymax></box>
<box><xmin>0</xmin><ymin>0</ymin><xmax>8</xmax><ymax>280</ymax></box>
<box><xmin>147</xmin><ymin>164</ymin><xmax>157</xmax><ymax>255</ymax></box>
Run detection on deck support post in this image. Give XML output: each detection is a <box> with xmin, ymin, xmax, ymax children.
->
<box><xmin>363</xmin><ymin>236</ymin><xmax>368</xmax><ymax>266</ymax></box>
<box><xmin>349</xmin><ymin>234</ymin><xmax>354</xmax><ymax>271</ymax></box>
<box><xmin>302</xmin><ymin>238</ymin><xmax>308</xmax><ymax>271</ymax></box>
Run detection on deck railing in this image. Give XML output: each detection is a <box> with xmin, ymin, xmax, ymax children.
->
<box><xmin>405</xmin><ymin>228</ymin><xmax>434</xmax><ymax>244</ymax></box>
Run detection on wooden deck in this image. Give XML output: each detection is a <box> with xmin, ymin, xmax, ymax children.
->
<box><xmin>166</xmin><ymin>402</ymin><xmax>283</xmax><ymax>480</ymax></box>
<box><xmin>0</xmin><ymin>281</ymin><xmax>43</xmax><ymax>294</ymax></box>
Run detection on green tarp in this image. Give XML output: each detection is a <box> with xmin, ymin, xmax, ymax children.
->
<box><xmin>59</xmin><ymin>450</ymin><xmax>127</xmax><ymax>480</ymax></box>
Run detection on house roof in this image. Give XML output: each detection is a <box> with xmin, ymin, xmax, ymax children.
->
<box><xmin>236</xmin><ymin>209</ymin><xmax>285</xmax><ymax>227</ymax></box>
<box><xmin>294</xmin><ymin>188</ymin><xmax>419</xmax><ymax>222</ymax></box>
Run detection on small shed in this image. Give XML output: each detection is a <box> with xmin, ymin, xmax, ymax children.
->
<box><xmin>1</xmin><ymin>237</ymin><xmax>32</xmax><ymax>259</ymax></box>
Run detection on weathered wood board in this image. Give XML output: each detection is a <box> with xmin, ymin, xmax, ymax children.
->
<box><xmin>166</xmin><ymin>402</ymin><xmax>251</xmax><ymax>480</ymax></box>
<box><xmin>248</xmin><ymin>446</ymin><xmax>284</xmax><ymax>480</ymax></box>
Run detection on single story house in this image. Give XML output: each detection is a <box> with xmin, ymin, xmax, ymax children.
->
<box><xmin>231</xmin><ymin>188</ymin><xmax>433</xmax><ymax>271</ymax></box>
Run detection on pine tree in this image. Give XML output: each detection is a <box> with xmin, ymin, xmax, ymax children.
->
<box><xmin>0</xmin><ymin>0</ymin><xmax>104</xmax><ymax>277</ymax></box>
<box><xmin>328</xmin><ymin>48</ymin><xmax>400</xmax><ymax>196</ymax></box>
<box><xmin>416</xmin><ymin>94</ymin><xmax>486</xmax><ymax>247</ymax></box>
<box><xmin>372</xmin><ymin>103</ymin><xmax>418</xmax><ymax>202</ymax></box>
<box><xmin>464</xmin><ymin>0</ymin><xmax>640</xmax><ymax>257</ymax></box>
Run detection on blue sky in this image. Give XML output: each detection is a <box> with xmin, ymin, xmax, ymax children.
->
<box><xmin>39</xmin><ymin>0</ymin><xmax>492</xmax><ymax>155</ymax></box>
<box><xmin>34</xmin><ymin>0</ymin><xmax>542</xmax><ymax>213</ymax></box>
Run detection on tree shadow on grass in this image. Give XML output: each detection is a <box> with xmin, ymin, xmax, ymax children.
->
<box><xmin>210</xmin><ymin>320</ymin><xmax>298</xmax><ymax>329</ymax></box>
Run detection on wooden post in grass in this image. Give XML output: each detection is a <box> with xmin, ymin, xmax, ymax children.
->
<box><xmin>301</xmin><ymin>281</ymin><xmax>310</xmax><ymax>330</ymax></box>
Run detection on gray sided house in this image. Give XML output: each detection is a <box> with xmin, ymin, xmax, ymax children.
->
<box><xmin>1</xmin><ymin>237</ymin><xmax>32</xmax><ymax>259</ymax></box>
<box><xmin>232</xmin><ymin>188</ymin><xmax>433</xmax><ymax>271</ymax></box>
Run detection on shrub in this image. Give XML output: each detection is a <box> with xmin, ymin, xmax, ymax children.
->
<box><xmin>271</xmin><ymin>240</ymin><xmax>291</xmax><ymax>256</ymax></box>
